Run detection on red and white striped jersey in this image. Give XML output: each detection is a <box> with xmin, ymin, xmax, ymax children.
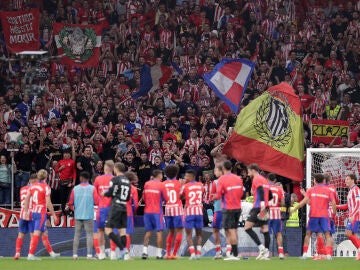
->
<box><xmin>159</xmin><ymin>29</ymin><xmax>173</xmax><ymax>49</ymax></box>
<box><xmin>163</xmin><ymin>179</ymin><xmax>184</xmax><ymax>216</ymax></box>
<box><xmin>20</xmin><ymin>185</ymin><xmax>31</xmax><ymax>220</ymax></box>
<box><xmin>203</xmin><ymin>181</ymin><xmax>214</xmax><ymax>204</ymax></box>
<box><xmin>12</xmin><ymin>0</ymin><xmax>25</xmax><ymax>10</ymax></box>
<box><xmin>185</xmin><ymin>137</ymin><xmax>203</xmax><ymax>151</ymax></box>
<box><xmin>262</xmin><ymin>18</ymin><xmax>278</xmax><ymax>39</ymax></box>
<box><xmin>311</xmin><ymin>97</ymin><xmax>326</xmax><ymax>115</ymax></box>
<box><xmin>32</xmin><ymin>114</ymin><xmax>46</xmax><ymax>128</ymax></box>
<box><xmin>148</xmin><ymin>149</ymin><xmax>163</xmax><ymax>164</ymax></box>
<box><xmin>29</xmin><ymin>181</ymin><xmax>51</xmax><ymax>214</ymax></box>
<box><xmin>47</xmin><ymin>168</ymin><xmax>60</xmax><ymax>190</ymax></box>
<box><xmin>347</xmin><ymin>185</ymin><xmax>360</xmax><ymax>221</ymax></box>
<box><xmin>281</xmin><ymin>43</ymin><xmax>294</xmax><ymax>60</ymax></box>
<box><xmin>126</xmin><ymin>1</ymin><xmax>140</xmax><ymax>19</ymax></box>
<box><xmin>117</xmin><ymin>61</ymin><xmax>132</xmax><ymax>76</ymax></box>
<box><xmin>142</xmin><ymin>115</ymin><xmax>157</xmax><ymax>127</ymax></box>
<box><xmin>213</xmin><ymin>3</ymin><xmax>225</xmax><ymax>24</ymax></box>
<box><xmin>181</xmin><ymin>181</ymin><xmax>204</xmax><ymax>216</ymax></box>
<box><xmin>268</xmin><ymin>184</ymin><xmax>284</xmax><ymax>220</ymax></box>
<box><xmin>142</xmin><ymin>30</ymin><xmax>156</xmax><ymax>46</ymax></box>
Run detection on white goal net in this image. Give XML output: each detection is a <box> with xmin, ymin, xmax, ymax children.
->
<box><xmin>306</xmin><ymin>148</ymin><xmax>360</xmax><ymax>257</ymax></box>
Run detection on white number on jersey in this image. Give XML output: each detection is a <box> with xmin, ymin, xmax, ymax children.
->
<box><xmin>167</xmin><ymin>189</ymin><xmax>177</xmax><ymax>204</ymax></box>
<box><xmin>32</xmin><ymin>190</ymin><xmax>39</xmax><ymax>204</ymax></box>
<box><xmin>120</xmin><ymin>185</ymin><xmax>130</xmax><ymax>200</ymax></box>
<box><xmin>269</xmin><ymin>192</ymin><xmax>279</xmax><ymax>207</ymax></box>
<box><xmin>189</xmin><ymin>191</ymin><xmax>202</xmax><ymax>205</ymax></box>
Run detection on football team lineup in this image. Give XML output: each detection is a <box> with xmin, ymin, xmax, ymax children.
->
<box><xmin>6</xmin><ymin>157</ymin><xmax>360</xmax><ymax>263</ymax></box>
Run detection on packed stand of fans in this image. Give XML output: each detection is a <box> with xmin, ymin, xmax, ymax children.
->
<box><xmin>0</xmin><ymin>0</ymin><xmax>359</xmax><ymax>214</ymax></box>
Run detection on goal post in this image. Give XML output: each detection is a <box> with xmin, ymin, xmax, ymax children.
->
<box><xmin>306</xmin><ymin>148</ymin><xmax>360</xmax><ymax>257</ymax></box>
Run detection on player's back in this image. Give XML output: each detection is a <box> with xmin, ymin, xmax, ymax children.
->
<box><xmin>327</xmin><ymin>184</ymin><xmax>339</xmax><ymax>219</ymax></box>
<box><xmin>269</xmin><ymin>184</ymin><xmax>284</xmax><ymax>220</ymax></box>
<box><xmin>143</xmin><ymin>180</ymin><xmax>166</xmax><ymax>214</ymax></box>
<box><xmin>20</xmin><ymin>185</ymin><xmax>31</xmax><ymax>220</ymax></box>
<box><xmin>252</xmin><ymin>174</ymin><xmax>269</xmax><ymax>208</ymax></box>
<box><xmin>94</xmin><ymin>174</ymin><xmax>113</xmax><ymax>208</ymax></box>
<box><xmin>217</xmin><ymin>173</ymin><xmax>243</xmax><ymax>210</ymax></box>
<box><xmin>163</xmin><ymin>179</ymin><xmax>183</xmax><ymax>216</ymax></box>
<box><xmin>307</xmin><ymin>184</ymin><xmax>334</xmax><ymax>218</ymax></box>
<box><xmin>126</xmin><ymin>185</ymin><xmax>139</xmax><ymax>216</ymax></box>
<box><xmin>212</xmin><ymin>180</ymin><xmax>221</xmax><ymax>212</ymax></box>
<box><xmin>182</xmin><ymin>181</ymin><xmax>204</xmax><ymax>215</ymax></box>
<box><xmin>30</xmin><ymin>181</ymin><xmax>50</xmax><ymax>214</ymax></box>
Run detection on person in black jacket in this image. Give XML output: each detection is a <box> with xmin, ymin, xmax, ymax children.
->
<box><xmin>103</xmin><ymin>162</ymin><xmax>131</xmax><ymax>260</ymax></box>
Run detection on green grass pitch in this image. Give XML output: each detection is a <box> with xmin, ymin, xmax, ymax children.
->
<box><xmin>0</xmin><ymin>257</ymin><xmax>359</xmax><ymax>270</ymax></box>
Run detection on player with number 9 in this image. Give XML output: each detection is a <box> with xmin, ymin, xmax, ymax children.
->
<box><xmin>181</xmin><ymin>169</ymin><xmax>204</xmax><ymax>260</ymax></box>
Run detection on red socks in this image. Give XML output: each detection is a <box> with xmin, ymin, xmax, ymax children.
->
<box><xmin>93</xmin><ymin>238</ymin><xmax>100</xmax><ymax>255</ymax></box>
<box><xmin>302</xmin><ymin>245</ymin><xmax>308</xmax><ymax>254</ymax></box>
<box><xmin>173</xmin><ymin>233</ymin><xmax>182</xmax><ymax>256</ymax></box>
<box><xmin>110</xmin><ymin>240</ymin><xmax>117</xmax><ymax>251</ymax></box>
<box><xmin>278</xmin><ymin>246</ymin><xmax>284</xmax><ymax>255</ymax></box>
<box><xmin>166</xmin><ymin>233</ymin><xmax>174</xmax><ymax>256</ymax></box>
<box><xmin>42</xmin><ymin>235</ymin><xmax>53</xmax><ymax>253</ymax></box>
<box><xmin>189</xmin><ymin>246</ymin><xmax>195</xmax><ymax>255</ymax></box>
<box><xmin>126</xmin><ymin>235</ymin><xmax>131</xmax><ymax>250</ymax></box>
<box><xmin>326</xmin><ymin>246</ymin><xmax>333</xmax><ymax>256</ymax></box>
<box><xmin>29</xmin><ymin>235</ymin><xmax>40</xmax><ymax>255</ymax></box>
<box><xmin>15</xmin><ymin>237</ymin><xmax>23</xmax><ymax>253</ymax></box>
<box><xmin>316</xmin><ymin>237</ymin><xmax>325</xmax><ymax>255</ymax></box>
<box><xmin>349</xmin><ymin>234</ymin><xmax>360</xmax><ymax>249</ymax></box>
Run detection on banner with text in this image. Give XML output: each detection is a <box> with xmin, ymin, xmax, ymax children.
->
<box><xmin>311</xmin><ymin>119</ymin><xmax>350</xmax><ymax>145</ymax></box>
<box><xmin>0</xmin><ymin>207</ymin><xmax>74</xmax><ymax>228</ymax></box>
<box><xmin>0</xmin><ymin>8</ymin><xmax>40</xmax><ymax>53</ymax></box>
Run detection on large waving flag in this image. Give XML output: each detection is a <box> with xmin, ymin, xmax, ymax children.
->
<box><xmin>132</xmin><ymin>63</ymin><xmax>173</xmax><ymax>99</ymax></box>
<box><xmin>223</xmin><ymin>82</ymin><xmax>304</xmax><ymax>181</ymax></box>
<box><xmin>53</xmin><ymin>23</ymin><xmax>102</xmax><ymax>67</ymax></box>
<box><xmin>203</xmin><ymin>58</ymin><xmax>255</xmax><ymax>113</ymax></box>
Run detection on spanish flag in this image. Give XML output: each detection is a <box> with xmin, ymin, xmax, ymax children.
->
<box><xmin>223</xmin><ymin>82</ymin><xmax>304</xmax><ymax>181</ymax></box>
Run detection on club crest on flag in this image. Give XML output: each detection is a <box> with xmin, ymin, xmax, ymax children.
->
<box><xmin>223</xmin><ymin>82</ymin><xmax>304</xmax><ymax>181</ymax></box>
<box><xmin>54</xmin><ymin>23</ymin><xmax>102</xmax><ymax>67</ymax></box>
<box><xmin>254</xmin><ymin>91</ymin><xmax>294</xmax><ymax>148</ymax></box>
<box><xmin>57</xmin><ymin>26</ymin><xmax>97</xmax><ymax>62</ymax></box>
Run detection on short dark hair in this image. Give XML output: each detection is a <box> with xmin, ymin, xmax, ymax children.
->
<box><xmin>267</xmin><ymin>173</ymin><xmax>277</xmax><ymax>182</ymax></box>
<box><xmin>124</xmin><ymin>171</ymin><xmax>137</xmax><ymax>182</ymax></box>
<box><xmin>164</xmin><ymin>164</ymin><xmax>179</xmax><ymax>179</ymax></box>
<box><xmin>223</xmin><ymin>160</ymin><xmax>233</xmax><ymax>170</ymax></box>
<box><xmin>152</xmin><ymin>169</ymin><xmax>163</xmax><ymax>178</ymax></box>
<box><xmin>185</xmin><ymin>169</ymin><xmax>196</xmax><ymax>178</ymax></box>
<box><xmin>313</xmin><ymin>173</ymin><xmax>324</xmax><ymax>184</ymax></box>
<box><xmin>248</xmin><ymin>164</ymin><xmax>260</xmax><ymax>172</ymax></box>
<box><xmin>323</xmin><ymin>173</ymin><xmax>331</xmax><ymax>183</ymax></box>
<box><xmin>79</xmin><ymin>171</ymin><xmax>90</xmax><ymax>180</ymax></box>
<box><xmin>347</xmin><ymin>174</ymin><xmax>357</xmax><ymax>182</ymax></box>
<box><xmin>114</xmin><ymin>162</ymin><xmax>126</xmax><ymax>173</ymax></box>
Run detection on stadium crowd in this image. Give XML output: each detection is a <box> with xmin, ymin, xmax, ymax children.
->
<box><xmin>0</xmin><ymin>0</ymin><xmax>359</xmax><ymax>214</ymax></box>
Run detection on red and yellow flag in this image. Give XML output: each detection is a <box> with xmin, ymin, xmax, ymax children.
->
<box><xmin>223</xmin><ymin>82</ymin><xmax>304</xmax><ymax>181</ymax></box>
